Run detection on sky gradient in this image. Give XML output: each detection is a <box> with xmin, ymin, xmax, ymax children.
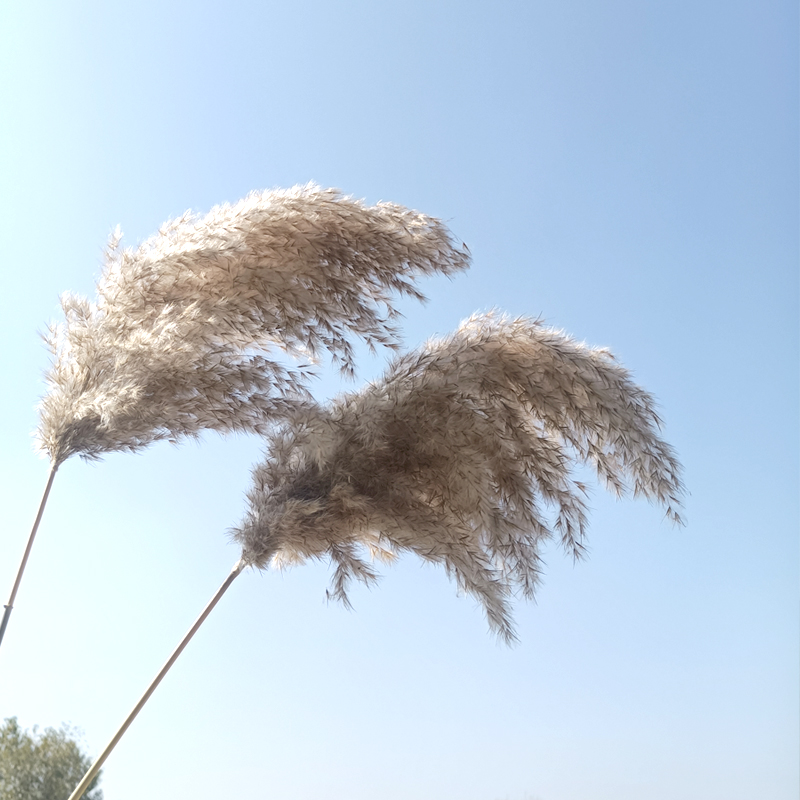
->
<box><xmin>0</xmin><ymin>2</ymin><xmax>797</xmax><ymax>799</ymax></box>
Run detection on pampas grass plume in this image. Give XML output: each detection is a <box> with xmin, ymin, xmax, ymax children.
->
<box><xmin>234</xmin><ymin>312</ymin><xmax>684</xmax><ymax>642</ymax></box>
<box><xmin>38</xmin><ymin>184</ymin><xmax>470</xmax><ymax>465</ymax></box>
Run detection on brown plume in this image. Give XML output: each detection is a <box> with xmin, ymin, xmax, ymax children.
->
<box><xmin>36</xmin><ymin>185</ymin><xmax>469</xmax><ymax>465</ymax></box>
<box><xmin>234</xmin><ymin>312</ymin><xmax>684</xmax><ymax>642</ymax></box>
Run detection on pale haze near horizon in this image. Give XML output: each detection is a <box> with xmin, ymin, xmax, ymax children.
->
<box><xmin>0</xmin><ymin>1</ymin><xmax>797</xmax><ymax>799</ymax></box>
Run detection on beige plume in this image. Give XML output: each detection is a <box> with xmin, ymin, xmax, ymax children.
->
<box><xmin>234</xmin><ymin>312</ymin><xmax>684</xmax><ymax>642</ymax></box>
<box><xmin>37</xmin><ymin>184</ymin><xmax>469</xmax><ymax>466</ymax></box>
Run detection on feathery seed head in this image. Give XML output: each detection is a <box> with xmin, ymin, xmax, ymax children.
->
<box><xmin>36</xmin><ymin>185</ymin><xmax>469</xmax><ymax>464</ymax></box>
<box><xmin>233</xmin><ymin>312</ymin><xmax>684</xmax><ymax>643</ymax></box>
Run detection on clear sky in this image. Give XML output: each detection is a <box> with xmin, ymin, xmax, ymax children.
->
<box><xmin>0</xmin><ymin>1</ymin><xmax>797</xmax><ymax>799</ymax></box>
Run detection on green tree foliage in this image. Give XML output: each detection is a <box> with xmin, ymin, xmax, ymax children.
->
<box><xmin>0</xmin><ymin>717</ymin><xmax>102</xmax><ymax>800</ymax></box>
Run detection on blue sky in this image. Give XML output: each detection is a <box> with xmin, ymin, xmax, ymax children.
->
<box><xmin>0</xmin><ymin>1</ymin><xmax>797</xmax><ymax>799</ymax></box>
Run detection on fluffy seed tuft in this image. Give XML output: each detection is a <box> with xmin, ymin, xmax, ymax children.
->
<box><xmin>233</xmin><ymin>312</ymin><xmax>684</xmax><ymax>642</ymax></box>
<box><xmin>37</xmin><ymin>185</ymin><xmax>469</xmax><ymax>464</ymax></box>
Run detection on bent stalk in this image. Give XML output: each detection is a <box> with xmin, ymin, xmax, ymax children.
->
<box><xmin>0</xmin><ymin>463</ymin><xmax>59</xmax><ymax>651</ymax></box>
<box><xmin>67</xmin><ymin>559</ymin><xmax>245</xmax><ymax>800</ymax></box>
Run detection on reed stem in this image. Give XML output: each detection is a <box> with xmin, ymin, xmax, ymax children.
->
<box><xmin>67</xmin><ymin>559</ymin><xmax>245</xmax><ymax>800</ymax></box>
<box><xmin>0</xmin><ymin>463</ymin><xmax>59</xmax><ymax>651</ymax></box>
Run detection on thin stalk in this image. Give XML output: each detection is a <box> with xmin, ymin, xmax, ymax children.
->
<box><xmin>67</xmin><ymin>559</ymin><xmax>245</xmax><ymax>800</ymax></box>
<box><xmin>0</xmin><ymin>463</ymin><xmax>59</xmax><ymax>651</ymax></box>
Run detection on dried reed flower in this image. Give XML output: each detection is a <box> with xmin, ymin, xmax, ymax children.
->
<box><xmin>234</xmin><ymin>312</ymin><xmax>684</xmax><ymax>642</ymax></box>
<box><xmin>37</xmin><ymin>185</ymin><xmax>469</xmax><ymax>466</ymax></box>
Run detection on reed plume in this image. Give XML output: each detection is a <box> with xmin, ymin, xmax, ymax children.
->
<box><xmin>66</xmin><ymin>311</ymin><xmax>683</xmax><ymax>799</ymax></box>
<box><xmin>234</xmin><ymin>312</ymin><xmax>684</xmax><ymax>642</ymax></box>
<box><xmin>38</xmin><ymin>184</ymin><xmax>470</xmax><ymax>466</ymax></box>
<box><xmin>2</xmin><ymin>186</ymin><xmax>468</xmax><ymax>652</ymax></box>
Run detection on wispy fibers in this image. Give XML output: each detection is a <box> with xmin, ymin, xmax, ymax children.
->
<box><xmin>235</xmin><ymin>312</ymin><xmax>684</xmax><ymax>642</ymax></box>
<box><xmin>1</xmin><ymin>184</ymin><xmax>469</xmax><ymax>650</ymax></box>
<box><xmin>39</xmin><ymin>184</ymin><xmax>470</xmax><ymax>464</ymax></box>
<box><xmin>67</xmin><ymin>312</ymin><xmax>683</xmax><ymax>800</ymax></box>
